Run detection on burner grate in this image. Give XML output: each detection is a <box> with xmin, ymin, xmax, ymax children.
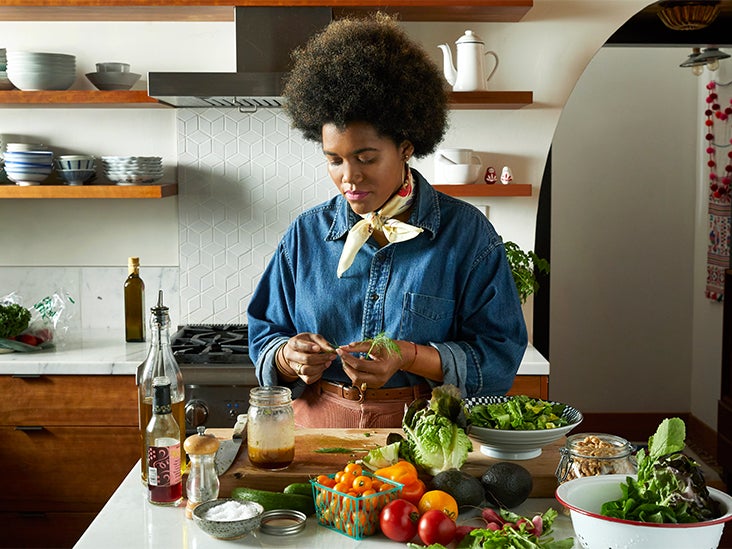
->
<box><xmin>171</xmin><ymin>324</ymin><xmax>251</xmax><ymax>364</ymax></box>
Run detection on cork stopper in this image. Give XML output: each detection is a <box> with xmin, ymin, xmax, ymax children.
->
<box><xmin>128</xmin><ymin>256</ymin><xmax>139</xmax><ymax>274</ymax></box>
<box><xmin>184</xmin><ymin>425</ymin><xmax>220</xmax><ymax>456</ymax></box>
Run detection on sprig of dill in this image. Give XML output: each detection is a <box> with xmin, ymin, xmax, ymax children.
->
<box><xmin>365</xmin><ymin>331</ymin><xmax>401</xmax><ymax>358</ymax></box>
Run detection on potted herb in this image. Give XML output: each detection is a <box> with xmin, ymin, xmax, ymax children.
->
<box><xmin>504</xmin><ymin>241</ymin><xmax>550</xmax><ymax>304</ymax></box>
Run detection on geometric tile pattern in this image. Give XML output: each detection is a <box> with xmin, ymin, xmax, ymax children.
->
<box><xmin>177</xmin><ymin>108</ymin><xmax>333</xmax><ymax>324</ymax></box>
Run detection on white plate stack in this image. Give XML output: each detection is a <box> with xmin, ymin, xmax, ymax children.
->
<box><xmin>3</xmin><ymin>143</ymin><xmax>53</xmax><ymax>186</ymax></box>
<box><xmin>0</xmin><ymin>48</ymin><xmax>12</xmax><ymax>90</ymax></box>
<box><xmin>101</xmin><ymin>156</ymin><xmax>163</xmax><ymax>185</ymax></box>
<box><xmin>6</xmin><ymin>51</ymin><xmax>76</xmax><ymax>91</ymax></box>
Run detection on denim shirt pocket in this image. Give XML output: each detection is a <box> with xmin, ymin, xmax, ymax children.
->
<box><xmin>399</xmin><ymin>292</ymin><xmax>455</xmax><ymax>342</ymax></box>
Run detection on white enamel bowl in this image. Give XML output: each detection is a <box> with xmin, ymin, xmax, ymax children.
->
<box><xmin>465</xmin><ymin>396</ymin><xmax>583</xmax><ymax>460</ymax></box>
<box><xmin>556</xmin><ymin>474</ymin><xmax>732</xmax><ymax>549</ymax></box>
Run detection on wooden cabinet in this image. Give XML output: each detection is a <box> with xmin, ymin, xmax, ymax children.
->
<box><xmin>0</xmin><ymin>375</ymin><xmax>139</xmax><ymax>548</ymax></box>
<box><xmin>508</xmin><ymin>374</ymin><xmax>548</xmax><ymax>400</ymax></box>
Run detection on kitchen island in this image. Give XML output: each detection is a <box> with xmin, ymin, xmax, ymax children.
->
<box><xmin>73</xmin><ymin>462</ymin><xmax>579</xmax><ymax>548</ymax></box>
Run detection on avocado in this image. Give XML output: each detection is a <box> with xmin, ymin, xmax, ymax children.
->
<box><xmin>481</xmin><ymin>462</ymin><xmax>533</xmax><ymax>508</ymax></box>
<box><xmin>430</xmin><ymin>469</ymin><xmax>484</xmax><ymax>508</ymax></box>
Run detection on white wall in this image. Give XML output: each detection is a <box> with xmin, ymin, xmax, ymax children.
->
<box><xmin>552</xmin><ymin>47</ymin><xmax>730</xmax><ymax>430</ymax></box>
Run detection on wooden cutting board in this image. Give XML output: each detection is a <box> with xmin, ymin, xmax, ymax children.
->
<box><xmin>207</xmin><ymin>427</ymin><xmax>567</xmax><ymax>498</ymax></box>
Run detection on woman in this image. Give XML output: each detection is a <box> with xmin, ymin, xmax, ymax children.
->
<box><xmin>247</xmin><ymin>13</ymin><xmax>527</xmax><ymax>428</ymax></box>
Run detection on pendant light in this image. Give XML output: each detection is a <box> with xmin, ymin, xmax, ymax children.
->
<box><xmin>680</xmin><ymin>47</ymin><xmax>730</xmax><ymax>75</ymax></box>
<box><xmin>658</xmin><ymin>0</ymin><xmax>722</xmax><ymax>31</ymax></box>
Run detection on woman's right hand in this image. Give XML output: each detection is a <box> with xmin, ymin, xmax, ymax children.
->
<box><xmin>279</xmin><ymin>333</ymin><xmax>336</xmax><ymax>384</ymax></box>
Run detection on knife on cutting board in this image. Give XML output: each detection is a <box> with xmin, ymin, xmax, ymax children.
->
<box><xmin>214</xmin><ymin>414</ymin><xmax>247</xmax><ymax>475</ymax></box>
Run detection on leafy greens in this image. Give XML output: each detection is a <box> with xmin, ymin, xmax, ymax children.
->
<box><xmin>381</xmin><ymin>384</ymin><xmax>472</xmax><ymax>476</ymax></box>
<box><xmin>469</xmin><ymin>395</ymin><xmax>569</xmax><ymax>430</ymax></box>
<box><xmin>600</xmin><ymin>417</ymin><xmax>721</xmax><ymax>523</ymax></box>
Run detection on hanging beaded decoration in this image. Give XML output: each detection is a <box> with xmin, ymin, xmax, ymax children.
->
<box><xmin>705</xmin><ymin>80</ymin><xmax>732</xmax><ymax>301</ymax></box>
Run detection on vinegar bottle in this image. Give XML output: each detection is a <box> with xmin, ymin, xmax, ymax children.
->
<box><xmin>124</xmin><ymin>256</ymin><xmax>146</xmax><ymax>342</ymax></box>
<box><xmin>137</xmin><ymin>290</ymin><xmax>185</xmax><ymax>484</ymax></box>
<box><xmin>146</xmin><ymin>376</ymin><xmax>183</xmax><ymax>506</ymax></box>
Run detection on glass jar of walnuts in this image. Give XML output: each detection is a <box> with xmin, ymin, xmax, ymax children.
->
<box><xmin>555</xmin><ymin>433</ymin><xmax>637</xmax><ymax>484</ymax></box>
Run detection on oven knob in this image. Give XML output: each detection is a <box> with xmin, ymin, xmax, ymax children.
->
<box><xmin>185</xmin><ymin>399</ymin><xmax>209</xmax><ymax>427</ymax></box>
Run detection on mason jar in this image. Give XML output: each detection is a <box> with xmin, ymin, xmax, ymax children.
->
<box><xmin>247</xmin><ymin>386</ymin><xmax>295</xmax><ymax>470</ymax></box>
<box><xmin>556</xmin><ymin>433</ymin><xmax>637</xmax><ymax>484</ymax></box>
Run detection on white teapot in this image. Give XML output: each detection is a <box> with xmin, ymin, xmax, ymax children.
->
<box><xmin>438</xmin><ymin>30</ymin><xmax>499</xmax><ymax>92</ymax></box>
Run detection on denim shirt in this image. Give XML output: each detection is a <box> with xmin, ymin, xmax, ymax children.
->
<box><xmin>247</xmin><ymin>169</ymin><xmax>528</xmax><ymax>398</ymax></box>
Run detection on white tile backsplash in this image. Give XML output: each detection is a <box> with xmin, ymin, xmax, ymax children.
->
<box><xmin>2</xmin><ymin>108</ymin><xmax>333</xmax><ymax>332</ymax></box>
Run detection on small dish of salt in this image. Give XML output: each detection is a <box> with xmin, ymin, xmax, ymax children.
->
<box><xmin>193</xmin><ymin>498</ymin><xmax>265</xmax><ymax>540</ymax></box>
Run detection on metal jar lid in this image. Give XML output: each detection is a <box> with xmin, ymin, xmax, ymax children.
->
<box><xmin>259</xmin><ymin>509</ymin><xmax>307</xmax><ymax>535</ymax></box>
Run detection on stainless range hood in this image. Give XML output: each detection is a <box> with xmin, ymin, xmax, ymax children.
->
<box><xmin>148</xmin><ymin>6</ymin><xmax>332</xmax><ymax>108</ymax></box>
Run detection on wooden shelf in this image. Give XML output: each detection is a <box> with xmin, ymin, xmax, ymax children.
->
<box><xmin>0</xmin><ymin>183</ymin><xmax>178</xmax><ymax>198</ymax></box>
<box><xmin>0</xmin><ymin>90</ymin><xmax>165</xmax><ymax>108</ymax></box>
<box><xmin>433</xmin><ymin>183</ymin><xmax>532</xmax><ymax>197</ymax></box>
<box><xmin>0</xmin><ymin>1</ymin><xmax>533</xmax><ymax>22</ymax></box>
<box><xmin>448</xmin><ymin>91</ymin><xmax>533</xmax><ymax>109</ymax></box>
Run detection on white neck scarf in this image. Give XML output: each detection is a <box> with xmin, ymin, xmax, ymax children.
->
<box><xmin>337</xmin><ymin>169</ymin><xmax>423</xmax><ymax>278</ymax></box>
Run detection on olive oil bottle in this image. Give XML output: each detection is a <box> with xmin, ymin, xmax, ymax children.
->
<box><xmin>124</xmin><ymin>256</ymin><xmax>145</xmax><ymax>342</ymax></box>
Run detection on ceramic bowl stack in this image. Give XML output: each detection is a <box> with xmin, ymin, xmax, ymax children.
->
<box><xmin>0</xmin><ymin>49</ymin><xmax>12</xmax><ymax>90</ymax></box>
<box><xmin>101</xmin><ymin>156</ymin><xmax>163</xmax><ymax>185</ymax></box>
<box><xmin>54</xmin><ymin>154</ymin><xmax>96</xmax><ymax>186</ymax></box>
<box><xmin>86</xmin><ymin>62</ymin><xmax>141</xmax><ymax>91</ymax></box>
<box><xmin>6</xmin><ymin>51</ymin><xmax>76</xmax><ymax>91</ymax></box>
<box><xmin>3</xmin><ymin>143</ymin><xmax>53</xmax><ymax>186</ymax></box>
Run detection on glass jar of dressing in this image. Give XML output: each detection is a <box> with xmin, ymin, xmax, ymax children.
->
<box><xmin>247</xmin><ymin>386</ymin><xmax>295</xmax><ymax>470</ymax></box>
<box><xmin>556</xmin><ymin>433</ymin><xmax>637</xmax><ymax>484</ymax></box>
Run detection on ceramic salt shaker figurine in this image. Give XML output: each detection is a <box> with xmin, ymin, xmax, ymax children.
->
<box><xmin>500</xmin><ymin>166</ymin><xmax>513</xmax><ymax>185</ymax></box>
<box><xmin>484</xmin><ymin>166</ymin><xmax>498</xmax><ymax>184</ymax></box>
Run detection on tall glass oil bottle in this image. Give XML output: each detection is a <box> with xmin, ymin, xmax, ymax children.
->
<box><xmin>124</xmin><ymin>256</ymin><xmax>145</xmax><ymax>342</ymax></box>
<box><xmin>137</xmin><ymin>290</ymin><xmax>185</xmax><ymax>484</ymax></box>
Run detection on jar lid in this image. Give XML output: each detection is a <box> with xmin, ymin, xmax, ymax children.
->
<box><xmin>258</xmin><ymin>509</ymin><xmax>306</xmax><ymax>535</ymax></box>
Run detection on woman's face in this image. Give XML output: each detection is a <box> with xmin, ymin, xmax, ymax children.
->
<box><xmin>322</xmin><ymin>121</ymin><xmax>413</xmax><ymax>215</ymax></box>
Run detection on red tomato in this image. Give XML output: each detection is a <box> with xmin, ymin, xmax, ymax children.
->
<box><xmin>379</xmin><ymin>499</ymin><xmax>420</xmax><ymax>542</ymax></box>
<box><xmin>417</xmin><ymin>510</ymin><xmax>457</xmax><ymax>546</ymax></box>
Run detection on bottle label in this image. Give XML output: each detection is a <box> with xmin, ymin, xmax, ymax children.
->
<box><xmin>147</xmin><ymin>440</ymin><xmax>182</xmax><ymax>486</ymax></box>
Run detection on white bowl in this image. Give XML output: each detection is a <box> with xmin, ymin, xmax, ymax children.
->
<box><xmin>466</xmin><ymin>396</ymin><xmax>583</xmax><ymax>459</ymax></box>
<box><xmin>85</xmin><ymin>71</ymin><xmax>141</xmax><ymax>91</ymax></box>
<box><xmin>55</xmin><ymin>156</ymin><xmax>95</xmax><ymax>171</ymax></box>
<box><xmin>440</xmin><ymin>162</ymin><xmax>483</xmax><ymax>185</ymax></box>
<box><xmin>5</xmin><ymin>143</ymin><xmax>47</xmax><ymax>152</ymax></box>
<box><xmin>5</xmin><ymin>171</ymin><xmax>50</xmax><ymax>185</ymax></box>
<box><xmin>556</xmin><ymin>474</ymin><xmax>732</xmax><ymax>549</ymax></box>
<box><xmin>56</xmin><ymin>168</ymin><xmax>96</xmax><ymax>186</ymax></box>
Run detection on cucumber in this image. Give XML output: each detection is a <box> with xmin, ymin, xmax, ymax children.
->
<box><xmin>231</xmin><ymin>487</ymin><xmax>315</xmax><ymax>516</ymax></box>
<box><xmin>282</xmin><ymin>482</ymin><xmax>313</xmax><ymax>497</ymax></box>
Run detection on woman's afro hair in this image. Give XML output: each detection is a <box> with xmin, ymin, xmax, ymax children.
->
<box><xmin>283</xmin><ymin>13</ymin><xmax>449</xmax><ymax>157</ymax></box>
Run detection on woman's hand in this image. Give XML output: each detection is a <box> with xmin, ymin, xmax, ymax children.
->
<box><xmin>337</xmin><ymin>339</ymin><xmax>415</xmax><ymax>389</ymax></box>
<box><xmin>279</xmin><ymin>333</ymin><xmax>337</xmax><ymax>384</ymax></box>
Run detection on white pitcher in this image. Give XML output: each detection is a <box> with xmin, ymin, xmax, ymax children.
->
<box><xmin>438</xmin><ymin>30</ymin><xmax>499</xmax><ymax>92</ymax></box>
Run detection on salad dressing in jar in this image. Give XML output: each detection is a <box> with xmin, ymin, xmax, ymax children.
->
<box><xmin>556</xmin><ymin>433</ymin><xmax>637</xmax><ymax>484</ymax></box>
<box><xmin>247</xmin><ymin>386</ymin><xmax>295</xmax><ymax>470</ymax></box>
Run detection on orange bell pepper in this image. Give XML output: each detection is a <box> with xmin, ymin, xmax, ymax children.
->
<box><xmin>374</xmin><ymin>460</ymin><xmax>425</xmax><ymax>505</ymax></box>
<box><xmin>375</xmin><ymin>460</ymin><xmax>419</xmax><ymax>485</ymax></box>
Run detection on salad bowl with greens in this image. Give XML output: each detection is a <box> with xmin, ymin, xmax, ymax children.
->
<box><xmin>555</xmin><ymin>418</ymin><xmax>732</xmax><ymax>549</ymax></box>
<box><xmin>465</xmin><ymin>395</ymin><xmax>583</xmax><ymax>460</ymax></box>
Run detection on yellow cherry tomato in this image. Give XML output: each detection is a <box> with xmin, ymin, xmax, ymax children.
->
<box><xmin>418</xmin><ymin>490</ymin><xmax>459</xmax><ymax>520</ymax></box>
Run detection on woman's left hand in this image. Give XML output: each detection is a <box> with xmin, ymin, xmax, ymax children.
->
<box><xmin>337</xmin><ymin>340</ymin><xmax>411</xmax><ymax>389</ymax></box>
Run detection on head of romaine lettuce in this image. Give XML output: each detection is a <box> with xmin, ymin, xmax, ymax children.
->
<box><xmin>401</xmin><ymin>385</ymin><xmax>472</xmax><ymax>476</ymax></box>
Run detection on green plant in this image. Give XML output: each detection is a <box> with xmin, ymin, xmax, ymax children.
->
<box><xmin>504</xmin><ymin>241</ymin><xmax>550</xmax><ymax>304</ymax></box>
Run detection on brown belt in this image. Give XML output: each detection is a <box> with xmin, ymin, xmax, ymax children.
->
<box><xmin>319</xmin><ymin>380</ymin><xmax>431</xmax><ymax>402</ymax></box>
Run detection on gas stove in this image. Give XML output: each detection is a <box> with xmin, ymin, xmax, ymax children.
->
<box><xmin>171</xmin><ymin>324</ymin><xmax>258</xmax><ymax>432</ymax></box>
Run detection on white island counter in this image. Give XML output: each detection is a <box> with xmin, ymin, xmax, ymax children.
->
<box><xmin>74</xmin><ymin>463</ymin><xmax>578</xmax><ymax>549</ymax></box>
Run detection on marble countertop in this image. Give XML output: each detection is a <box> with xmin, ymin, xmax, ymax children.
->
<box><xmin>0</xmin><ymin>329</ymin><xmax>549</xmax><ymax>377</ymax></box>
<box><xmin>73</xmin><ymin>462</ymin><xmax>578</xmax><ymax>549</ymax></box>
